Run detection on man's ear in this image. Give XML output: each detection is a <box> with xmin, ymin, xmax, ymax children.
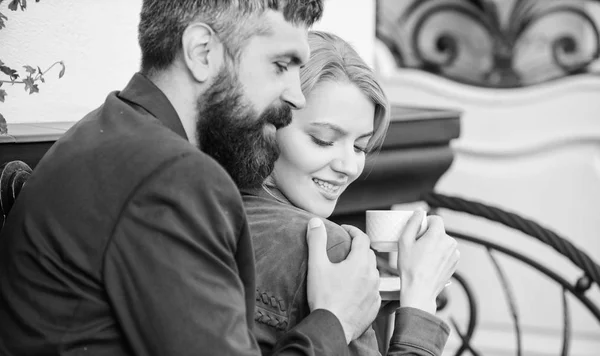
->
<box><xmin>181</xmin><ymin>23</ymin><xmax>222</xmax><ymax>83</ymax></box>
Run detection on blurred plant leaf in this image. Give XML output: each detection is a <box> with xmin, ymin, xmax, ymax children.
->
<box><xmin>7</xmin><ymin>0</ymin><xmax>26</xmax><ymax>11</ymax></box>
<box><xmin>0</xmin><ymin>64</ymin><xmax>18</xmax><ymax>81</ymax></box>
<box><xmin>0</xmin><ymin>113</ymin><xmax>7</xmax><ymax>135</ymax></box>
<box><xmin>0</xmin><ymin>11</ymin><xmax>7</xmax><ymax>30</ymax></box>
<box><xmin>0</xmin><ymin>0</ymin><xmax>49</xmax><ymax>133</ymax></box>
<box><xmin>37</xmin><ymin>66</ymin><xmax>44</xmax><ymax>82</ymax></box>
<box><xmin>23</xmin><ymin>76</ymin><xmax>38</xmax><ymax>94</ymax></box>
<box><xmin>8</xmin><ymin>0</ymin><xmax>19</xmax><ymax>11</ymax></box>
<box><xmin>23</xmin><ymin>64</ymin><xmax>36</xmax><ymax>75</ymax></box>
<box><xmin>58</xmin><ymin>61</ymin><xmax>65</xmax><ymax>78</ymax></box>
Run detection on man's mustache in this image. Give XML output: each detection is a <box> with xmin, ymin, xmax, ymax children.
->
<box><xmin>261</xmin><ymin>104</ymin><xmax>292</xmax><ymax>129</ymax></box>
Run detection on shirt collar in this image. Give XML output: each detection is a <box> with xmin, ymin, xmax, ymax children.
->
<box><xmin>118</xmin><ymin>73</ymin><xmax>188</xmax><ymax>141</ymax></box>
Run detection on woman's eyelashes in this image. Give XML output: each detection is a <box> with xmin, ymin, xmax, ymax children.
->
<box><xmin>310</xmin><ymin>135</ymin><xmax>333</xmax><ymax>147</ymax></box>
<box><xmin>309</xmin><ymin>135</ymin><xmax>368</xmax><ymax>154</ymax></box>
<box><xmin>354</xmin><ymin>145</ymin><xmax>368</xmax><ymax>154</ymax></box>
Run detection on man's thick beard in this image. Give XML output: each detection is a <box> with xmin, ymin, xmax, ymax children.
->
<box><xmin>197</xmin><ymin>68</ymin><xmax>292</xmax><ymax>189</ymax></box>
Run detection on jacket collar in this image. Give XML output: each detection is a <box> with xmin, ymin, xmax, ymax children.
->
<box><xmin>118</xmin><ymin>73</ymin><xmax>188</xmax><ymax>141</ymax></box>
<box><xmin>241</xmin><ymin>184</ymin><xmax>292</xmax><ymax>206</ymax></box>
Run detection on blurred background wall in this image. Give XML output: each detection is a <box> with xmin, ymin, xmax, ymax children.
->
<box><xmin>0</xmin><ymin>0</ymin><xmax>376</xmax><ymax>125</ymax></box>
<box><xmin>376</xmin><ymin>1</ymin><xmax>600</xmax><ymax>355</ymax></box>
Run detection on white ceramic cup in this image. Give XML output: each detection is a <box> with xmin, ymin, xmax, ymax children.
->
<box><xmin>366</xmin><ymin>210</ymin><xmax>428</xmax><ymax>252</ymax></box>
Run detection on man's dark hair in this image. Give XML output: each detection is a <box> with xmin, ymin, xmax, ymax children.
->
<box><xmin>138</xmin><ymin>0</ymin><xmax>324</xmax><ymax>75</ymax></box>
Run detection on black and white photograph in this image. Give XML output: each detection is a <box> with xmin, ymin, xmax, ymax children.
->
<box><xmin>1</xmin><ymin>1</ymin><xmax>599</xmax><ymax>355</ymax></box>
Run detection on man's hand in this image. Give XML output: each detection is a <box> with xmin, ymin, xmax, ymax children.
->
<box><xmin>397</xmin><ymin>211</ymin><xmax>460</xmax><ymax>315</ymax></box>
<box><xmin>305</xmin><ymin>218</ymin><xmax>381</xmax><ymax>344</ymax></box>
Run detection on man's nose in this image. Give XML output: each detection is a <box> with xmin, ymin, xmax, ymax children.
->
<box><xmin>281</xmin><ymin>73</ymin><xmax>306</xmax><ymax>110</ymax></box>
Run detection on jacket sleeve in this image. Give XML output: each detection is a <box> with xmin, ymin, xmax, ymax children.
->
<box><xmin>102</xmin><ymin>153</ymin><xmax>348</xmax><ymax>356</ymax></box>
<box><xmin>272</xmin><ymin>309</ymin><xmax>350</xmax><ymax>356</ymax></box>
<box><xmin>103</xmin><ymin>153</ymin><xmax>259</xmax><ymax>356</ymax></box>
<box><xmin>252</xmin><ymin>215</ymin><xmax>351</xmax><ymax>355</ymax></box>
<box><xmin>386</xmin><ymin>307</ymin><xmax>451</xmax><ymax>356</ymax></box>
<box><xmin>349</xmin><ymin>327</ymin><xmax>382</xmax><ymax>356</ymax></box>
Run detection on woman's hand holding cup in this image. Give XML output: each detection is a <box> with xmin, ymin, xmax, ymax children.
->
<box><xmin>396</xmin><ymin>211</ymin><xmax>460</xmax><ymax>315</ymax></box>
<box><xmin>366</xmin><ymin>210</ymin><xmax>460</xmax><ymax>315</ymax></box>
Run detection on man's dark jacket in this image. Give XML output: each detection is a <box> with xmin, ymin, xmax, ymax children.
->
<box><xmin>0</xmin><ymin>74</ymin><xmax>347</xmax><ymax>356</ymax></box>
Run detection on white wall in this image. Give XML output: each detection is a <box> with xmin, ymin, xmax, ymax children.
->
<box><xmin>373</xmin><ymin>2</ymin><xmax>600</xmax><ymax>353</ymax></box>
<box><xmin>379</xmin><ymin>67</ymin><xmax>600</xmax><ymax>356</ymax></box>
<box><xmin>312</xmin><ymin>0</ymin><xmax>375</xmax><ymax>67</ymax></box>
<box><xmin>1</xmin><ymin>1</ymin><xmax>141</xmax><ymax>124</ymax></box>
<box><xmin>0</xmin><ymin>0</ymin><xmax>375</xmax><ymax>125</ymax></box>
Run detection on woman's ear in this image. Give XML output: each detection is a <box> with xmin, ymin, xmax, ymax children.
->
<box><xmin>181</xmin><ymin>23</ymin><xmax>222</xmax><ymax>83</ymax></box>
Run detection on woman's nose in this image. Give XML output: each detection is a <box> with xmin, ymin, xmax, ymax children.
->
<box><xmin>330</xmin><ymin>148</ymin><xmax>359</xmax><ymax>178</ymax></box>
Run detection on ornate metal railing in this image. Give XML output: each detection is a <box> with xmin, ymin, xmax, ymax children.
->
<box><xmin>372</xmin><ymin>193</ymin><xmax>600</xmax><ymax>356</ymax></box>
<box><xmin>376</xmin><ymin>192</ymin><xmax>599</xmax><ymax>355</ymax></box>
<box><xmin>376</xmin><ymin>0</ymin><xmax>600</xmax><ymax>88</ymax></box>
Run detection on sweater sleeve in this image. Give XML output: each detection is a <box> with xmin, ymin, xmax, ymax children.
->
<box><xmin>386</xmin><ymin>307</ymin><xmax>451</xmax><ymax>356</ymax></box>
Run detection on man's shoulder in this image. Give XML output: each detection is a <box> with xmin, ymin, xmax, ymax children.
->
<box><xmin>52</xmin><ymin>92</ymin><xmax>232</xmax><ymax>191</ymax></box>
<box><xmin>72</xmin><ymin>92</ymin><xmax>196</xmax><ymax>168</ymax></box>
<box><xmin>28</xmin><ymin>91</ymin><xmax>239</xmax><ymax>229</ymax></box>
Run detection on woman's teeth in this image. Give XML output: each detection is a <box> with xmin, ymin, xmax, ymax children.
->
<box><xmin>313</xmin><ymin>178</ymin><xmax>340</xmax><ymax>193</ymax></box>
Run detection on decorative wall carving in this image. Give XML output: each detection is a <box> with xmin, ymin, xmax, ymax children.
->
<box><xmin>377</xmin><ymin>0</ymin><xmax>600</xmax><ymax>88</ymax></box>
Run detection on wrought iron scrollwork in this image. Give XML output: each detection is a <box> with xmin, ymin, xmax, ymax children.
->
<box><xmin>377</xmin><ymin>0</ymin><xmax>600</xmax><ymax>87</ymax></box>
<box><xmin>421</xmin><ymin>192</ymin><xmax>600</xmax><ymax>356</ymax></box>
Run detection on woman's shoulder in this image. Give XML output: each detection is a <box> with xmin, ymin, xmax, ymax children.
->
<box><xmin>244</xmin><ymin>190</ymin><xmax>357</xmax><ymax>337</ymax></box>
<box><xmin>243</xmin><ymin>192</ymin><xmax>352</xmax><ymax>263</ymax></box>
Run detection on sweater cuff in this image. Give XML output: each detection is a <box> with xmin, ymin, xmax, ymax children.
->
<box><xmin>390</xmin><ymin>307</ymin><xmax>450</xmax><ymax>356</ymax></box>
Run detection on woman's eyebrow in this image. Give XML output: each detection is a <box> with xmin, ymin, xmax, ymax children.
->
<box><xmin>309</xmin><ymin>122</ymin><xmax>373</xmax><ymax>138</ymax></box>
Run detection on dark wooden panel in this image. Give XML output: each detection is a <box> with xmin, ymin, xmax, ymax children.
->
<box><xmin>331</xmin><ymin>106</ymin><xmax>461</xmax><ymax>228</ymax></box>
<box><xmin>1</xmin><ymin>106</ymin><xmax>461</xmax><ymax>227</ymax></box>
<box><xmin>333</xmin><ymin>145</ymin><xmax>454</xmax><ymax>220</ymax></box>
<box><xmin>0</xmin><ymin>142</ymin><xmax>56</xmax><ymax>169</ymax></box>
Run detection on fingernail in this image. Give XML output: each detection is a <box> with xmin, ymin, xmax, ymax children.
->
<box><xmin>308</xmin><ymin>218</ymin><xmax>323</xmax><ymax>229</ymax></box>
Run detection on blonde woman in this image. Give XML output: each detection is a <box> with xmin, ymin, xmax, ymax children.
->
<box><xmin>243</xmin><ymin>31</ymin><xmax>458</xmax><ymax>355</ymax></box>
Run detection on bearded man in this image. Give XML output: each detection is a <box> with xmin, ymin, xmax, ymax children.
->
<box><xmin>0</xmin><ymin>1</ymin><xmax>383</xmax><ymax>355</ymax></box>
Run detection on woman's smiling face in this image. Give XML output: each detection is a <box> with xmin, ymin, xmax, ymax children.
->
<box><xmin>271</xmin><ymin>80</ymin><xmax>375</xmax><ymax>218</ymax></box>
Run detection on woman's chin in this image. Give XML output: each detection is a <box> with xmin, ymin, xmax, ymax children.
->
<box><xmin>290</xmin><ymin>192</ymin><xmax>336</xmax><ymax>218</ymax></box>
<box><xmin>310</xmin><ymin>203</ymin><xmax>336</xmax><ymax>219</ymax></box>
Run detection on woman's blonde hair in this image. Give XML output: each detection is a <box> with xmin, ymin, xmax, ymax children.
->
<box><xmin>300</xmin><ymin>30</ymin><xmax>390</xmax><ymax>152</ymax></box>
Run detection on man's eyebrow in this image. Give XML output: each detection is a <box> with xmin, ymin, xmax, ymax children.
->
<box><xmin>310</xmin><ymin>122</ymin><xmax>373</xmax><ymax>139</ymax></box>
